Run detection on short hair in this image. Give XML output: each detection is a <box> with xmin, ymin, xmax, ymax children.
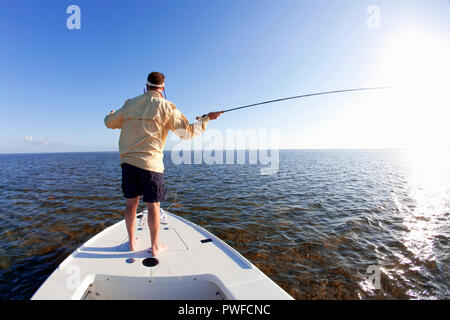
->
<box><xmin>147</xmin><ymin>72</ymin><xmax>165</xmax><ymax>89</ymax></box>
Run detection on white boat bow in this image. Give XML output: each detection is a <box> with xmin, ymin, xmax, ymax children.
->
<box><xmin>32</xmin><ymin>209</ymin><xmax>294</xmax><ymax>300</ymax></box>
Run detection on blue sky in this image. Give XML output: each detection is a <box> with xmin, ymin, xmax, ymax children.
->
<box><xmin>0</xmin><ymin>0</ymin><xmax>449</xmax><ymax>153</ymax></box>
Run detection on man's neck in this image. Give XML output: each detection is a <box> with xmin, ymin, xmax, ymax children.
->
<box><xmin>148</xmin><ymin>88</ymin><xmax>163</xmax><ymax>97</ymax></box>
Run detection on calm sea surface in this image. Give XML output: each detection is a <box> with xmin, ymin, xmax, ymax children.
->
<box><xmin>0</xmin><ymin>150</ymin><xmax>448</xmax><ymax>299</ymax></box>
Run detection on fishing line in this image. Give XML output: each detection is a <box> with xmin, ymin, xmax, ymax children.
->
<box><xmin>196</xmin><ymin>86</ymin><xmax>391</xmax><ymax>120</ymax></box>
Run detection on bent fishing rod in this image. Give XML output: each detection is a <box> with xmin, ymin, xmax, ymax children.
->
<box><xmin>196</xmin><ymin>86</ymin><xmax>391</xmax><ymax>120</ymax></box>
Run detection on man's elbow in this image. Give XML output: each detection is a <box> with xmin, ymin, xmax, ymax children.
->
<box><xmin>104</xmin><ymin>117</ymin><xmax>118</xmax><ymax>129</ymax></box>
<box><xmin>104</xmin><ymin>118</ymin><xmax>112</xmax><ymax>129</ymax></box>
<box><xmin>172</xmin><ymin>128</ymin><xmax>193</xmax><ymax>140</ymax></box>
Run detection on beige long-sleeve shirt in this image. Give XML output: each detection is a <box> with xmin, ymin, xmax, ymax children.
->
<box><xmin>104</xmin><ymin>90</ymin><xmax>210</xmax><ymax>173</ymax></box>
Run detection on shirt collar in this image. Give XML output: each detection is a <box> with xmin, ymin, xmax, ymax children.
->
<box><xmin>146</xmin><ymin>90</ymin><xmax>164</xmax><ymax>99</ymax></box>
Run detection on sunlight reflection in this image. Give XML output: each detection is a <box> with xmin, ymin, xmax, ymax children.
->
<box><xmin>401</xmin><ymin>148</ymin><xmax>450</xmax><ymax>261</ymax></box>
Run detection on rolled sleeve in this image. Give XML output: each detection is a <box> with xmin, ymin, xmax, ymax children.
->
<box><xmin>104</xmin><ymin>105</ymin><xmax>126</xmax><ymax>129</ymax></box>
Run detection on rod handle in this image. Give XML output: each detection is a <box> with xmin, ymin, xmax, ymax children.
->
<box><xmin>196</xmin><ymin>114</ymin><xmax>208</xmax><ymax>121</ymax></box>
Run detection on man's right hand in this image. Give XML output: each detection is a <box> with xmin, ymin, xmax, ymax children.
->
<box><xmin>208</xmin><ymin>111</ymin><xmax>224</xmax><ymax>120</ymax></box>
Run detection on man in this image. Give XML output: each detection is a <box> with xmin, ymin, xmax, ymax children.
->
<box><xmin>104</xmin><ymin>72</ymin><xmax>222</xmax><ymax>256</ymax></box>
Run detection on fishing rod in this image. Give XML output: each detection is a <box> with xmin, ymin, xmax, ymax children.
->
<box><xmin>196</xmin><ymin>86</ymin><xmax>391</xmax><ymax>120</ymax></box>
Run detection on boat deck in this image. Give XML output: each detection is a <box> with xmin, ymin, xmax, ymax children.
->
<box><xmin>32</xmin><ymin>210</ymin><xmax>293</xmax><ymax>300</ymax></box>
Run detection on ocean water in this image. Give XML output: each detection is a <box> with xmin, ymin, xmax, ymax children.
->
<box><xmin>0</xmin><ymin>150</ymin><xmax>448</xmax><ymax>300</ymax></box>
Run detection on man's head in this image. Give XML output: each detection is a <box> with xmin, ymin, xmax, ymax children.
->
<box><xmin>146</xmin><ymin>72</ymin><xmax>165</xmax><ymax>91</ymax></box>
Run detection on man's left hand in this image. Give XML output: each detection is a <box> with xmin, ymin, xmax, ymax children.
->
<box><xmin>208</xmin><ymin>111</ymin><xmax>224</xmax><ymax>120</ymax></box>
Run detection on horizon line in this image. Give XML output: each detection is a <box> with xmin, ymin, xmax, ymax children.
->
<box><xmin>0</xmin><ymin>147</ymin><xmax>438</xmax><ymax>155</ymax></box>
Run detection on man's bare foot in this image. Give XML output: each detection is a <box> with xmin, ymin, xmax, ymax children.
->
<box><xmin>129</xmin><ymin>238</ymin><xmax>140</xmax><ymax>251</ymax></box>
<box><xmin>150</xmin><ymin>242</ymin><xmax>167</xmax><ymax>256</ymax></box>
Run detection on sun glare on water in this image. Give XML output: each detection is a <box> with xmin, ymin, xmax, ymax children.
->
<box><xmin>355</xmin><ymin>28</ymin><xmax>450</xmax><ymax>297</ymax></box>
<box><xmin>403</xmin><ymin>148</ymin><xmax>450</xmax><ymax>253</ymax></box>
<box><xmin>379</xmin><ymin>28</ymin><xmax>450</xmax><ymax>267</ymax></box>
<box><xmin>387</xmin><ymin>147</ymin><xmax>450</xmax><ymax>298</ymax></box>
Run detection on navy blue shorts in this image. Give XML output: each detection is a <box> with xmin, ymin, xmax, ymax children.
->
<box><xmin>121</xmin><ymin>163</ymin><xmax>167</xmax><ymax>203</ymax></box>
